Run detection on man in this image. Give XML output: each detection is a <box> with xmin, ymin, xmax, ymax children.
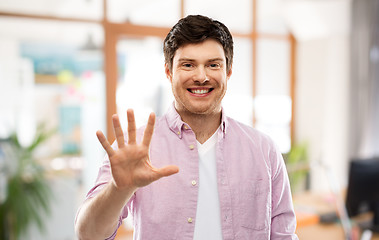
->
<box><xmin>75</xmin><ymin>15</ymin><xmax>298</xmax><ymax>240</ymax></box>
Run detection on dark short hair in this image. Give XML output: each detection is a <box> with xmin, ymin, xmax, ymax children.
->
<box><xmin>163</xmin><ymin>15</ymin><xmax>234</xmax><ymax>72</ymax></box>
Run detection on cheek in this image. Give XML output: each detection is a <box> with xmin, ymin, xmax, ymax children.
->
<box><xmin>171</xmin><ymin>78</ymin><xmax>184</xmax><ymax>93</ymax></box>
<box><xmin>172</xmin><ymin>72</ymin><xmax>191</xmax><ymax>86</ymax></box>
<box><xmin>212</xmin><ymin>72</ymin><xmax>228</xmax><ymax>85</ymax></box>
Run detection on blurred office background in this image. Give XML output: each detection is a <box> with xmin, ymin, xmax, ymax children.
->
<box><xmin>0</xmin><ymin>0</ymin><xmax>378</xmax><ymax>239</ymax></box>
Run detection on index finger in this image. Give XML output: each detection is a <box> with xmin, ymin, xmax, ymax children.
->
<box><xmin>96</xmin><ymin>130</ymin><xmax>115</xmax><ymax>157</ymax></box>
<box><xmin>142</xmin><ymin>112</ymin><xmax>155</xmax><ymax>147</ymax></box>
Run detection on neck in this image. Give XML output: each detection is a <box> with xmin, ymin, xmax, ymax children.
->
<box><xmin>177</xmin><ymin>109</ymin><xmax>222</xmax><ymax>144</ymax></box>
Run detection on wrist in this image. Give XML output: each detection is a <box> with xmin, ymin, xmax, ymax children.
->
<box><xmin>110</xmin><ymin>179</ymin><xmax>137</xmax><ymax>197</ymax></box>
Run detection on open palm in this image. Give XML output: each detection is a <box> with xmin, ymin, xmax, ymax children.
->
<box><xmin>96</xmin><ymin>109</ymin><xmax>179</xmax><ymax>191</ymax></box>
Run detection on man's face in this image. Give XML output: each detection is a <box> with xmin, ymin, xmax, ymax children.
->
<box><xmin>165</xmin><ymin>39</ymin><xmax>232</xmax><ymax>116</ymax></box>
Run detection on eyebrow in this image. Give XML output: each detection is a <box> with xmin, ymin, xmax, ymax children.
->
<box><xmin>177</xmin><ymin>58</ymin><xmax>196</xmax><ymax>63</ymax></box>
<box><xmin>177</xmin><ymin>58</ymin><xmax>225</xmax><ymax>63</ymax></box>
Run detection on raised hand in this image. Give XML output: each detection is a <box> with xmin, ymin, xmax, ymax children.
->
<box><xmin>96</xmin><ymin>109</ymin><xmax>179</xmax><ymax>191</ymax></box>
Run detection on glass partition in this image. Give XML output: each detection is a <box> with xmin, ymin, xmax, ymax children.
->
<box><xmin>116</xmin><ymin>36</ymin><xmax>172</xmax><ymax>128</ymax></box>
<box><xmin>0</xmin><ymin>16</ymin><xmax>106</xmax><ymax>192</ymax></box>
<box><xmin>255</xmin><ymin>38</ymin><xmax>291</xmax><ymax>152</ymax></box>
<box><xmin>0</xmin><ymin>16</ymin><xmax>106</xmax><ymax>238</ymax></box>
<box><xmin>223</xmin><ymin>37</ymin><xmax>254</xmax><ymax>126</ymax></box>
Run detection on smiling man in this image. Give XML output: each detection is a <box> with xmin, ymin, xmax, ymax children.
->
<box><xmin>75</xmin><ymin>15</ymin><xmax>298</xmax><ymax>240</ymax></box>
<box><xmin>166</xmin><ymin>38</ymin><xmax>231</xmax><ymax>144</ymax></box>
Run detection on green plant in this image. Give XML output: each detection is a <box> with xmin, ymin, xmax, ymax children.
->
<box><xmin>0</xmin><ymin>124</ymin><xmax>55</xmax><ymax>240</ymax></box>
<box><xmin>283</xmin><ymin>142</ymin><xmax>309</xmax><ymax>193</ymax></box>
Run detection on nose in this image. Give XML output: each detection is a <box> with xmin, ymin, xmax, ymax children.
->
<box><xmin>193</xmin><ymin>66</ymin><xmax>209</xmax><ymax>84</ymax></box>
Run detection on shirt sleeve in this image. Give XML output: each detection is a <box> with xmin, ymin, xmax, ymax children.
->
<box><xmin>270</xmin><ymin>145</ymin><xmax>299</xmax><ymax>240</ymax></box>
<box><xmin>79</xmin><ymin>153</ymin><xmax>133</xmax><ymax>240</ymax></box>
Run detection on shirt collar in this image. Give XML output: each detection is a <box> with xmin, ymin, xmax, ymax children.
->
<box><xmin>165</xmin><ymin>103</ymin><xmax>228</xmax><ymax>139</ymax></box>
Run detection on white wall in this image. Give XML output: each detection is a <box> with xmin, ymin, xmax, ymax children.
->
<box><xmin>290</xmin><ymin>0</ymin><xmax>351</xmax><ymax>191</ymax></box>
<box><xmin>296</xmin><ymin>37</ymin><xmax>350</xmax><ymax>191</ymax></box>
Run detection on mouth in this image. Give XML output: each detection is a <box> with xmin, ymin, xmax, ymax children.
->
<box><xmin>187</xmin><ymin>88</ymin><xmax>214</xmax><ymax>95</ymax></box>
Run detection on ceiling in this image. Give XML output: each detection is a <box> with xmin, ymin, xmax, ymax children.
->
<box><xmin>0</xmin><ymin>0</ymin><xmax>351</xmax><ymax>47</ymax></box>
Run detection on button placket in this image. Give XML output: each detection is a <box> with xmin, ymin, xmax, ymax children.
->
<box><xmin>181</xmin><ymin>128</ymin><xmax>198</xmax><ymax>230</ymax></box>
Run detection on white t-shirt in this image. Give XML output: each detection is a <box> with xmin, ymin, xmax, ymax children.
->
<box><xmin>193</xmin><ymin>130</ymin><xmax>223</xmax><ymax>240</ymax></box>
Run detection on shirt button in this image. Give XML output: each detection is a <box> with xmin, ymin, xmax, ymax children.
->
<box><xmin>187</xmin><ymin>217</ymin><xmax>193</xmax><ymax>223</ymax></box>
<box><xmin>191</xmin><ymin>180</ymin><xmax>197</xmax><ymax>186</ymax></box>
<box><xmin>189</xmin><ymin>144</ymin><xmax>195</xmax><ymax>150</ymax></box>
<box><xmin>184</xmin><ymin>125</ymin><xmax>189</xmax><ymax>130</ymax></box>
<box><xmin>177</xmin><ymin>131</ymin><xmax>181</xmax><ymax>135</ymax></box>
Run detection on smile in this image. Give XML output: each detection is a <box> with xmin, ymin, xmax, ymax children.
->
<box><xmin>188</xmin><ymin>88</ymin><xmax>213</xmax><ymax>94</ymax></box>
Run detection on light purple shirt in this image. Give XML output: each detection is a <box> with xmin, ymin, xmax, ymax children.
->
<box><xmin>85</xmin><ymin>105</ymin><xmax>298</xmax><ymax>240</ymax></box>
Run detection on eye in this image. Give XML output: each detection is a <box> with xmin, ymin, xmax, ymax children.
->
<box><xmin>209</xmin><ymin>63</ymin><xmax>221</xmax><ymax>69</ymax></box>
<box><xmin>182</xmin><ymin>63</ymin><xmax>193</xmax><ymax>68</ymax></box>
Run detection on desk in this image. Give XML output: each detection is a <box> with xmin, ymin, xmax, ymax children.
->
<box><xmin>296</xmin><ymin>223</ymin><xmax>345</xmax><ymax>239</ymax></box>
<box><xmin>294</xmin><ymin>191</ymin><xmax>379</xmax><ymax>240</ymax></box>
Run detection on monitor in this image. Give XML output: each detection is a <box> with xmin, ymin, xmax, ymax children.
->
<box><xmin>345</xmin><ymin>157</ymin><xmax>379</xmax><ymax>232</ymax></box>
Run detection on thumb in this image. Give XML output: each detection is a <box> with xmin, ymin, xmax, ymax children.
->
<box><xmin>155</xmin><ymin>165</ymin><xmax>179</xmax><ymax>179</ymax></box>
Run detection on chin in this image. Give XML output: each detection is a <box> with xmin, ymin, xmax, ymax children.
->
<box><xmin>175</xmin><ymin>97</ymin><xmax>222</xmax><ymax>115</ymax></box>
<box><xmin>188</xmin><ymin>104</ymin><xmax>221</xmax><ymax>116</ymax></box>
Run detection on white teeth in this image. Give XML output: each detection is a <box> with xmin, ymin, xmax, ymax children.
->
<box><xmin>191</xmin><ymin>89</ymin><xmax>210</xmax><ymax>94</ymax></box>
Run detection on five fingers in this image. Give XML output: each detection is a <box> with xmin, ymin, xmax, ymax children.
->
<box><xmin>97</xmin><ymin>110</ymin><xmax>179</xmax><ymax>184</ymax></box>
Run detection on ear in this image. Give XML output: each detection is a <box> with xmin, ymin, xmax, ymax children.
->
<box><xmin>226</xmin><ymin>65</ymin><xmax>233</xmax><ymax>80</ymax></box>
<box><xmin>165</xmin><ymin>63</ymin><xmax>173</xmax><ymax>82</ymax></box>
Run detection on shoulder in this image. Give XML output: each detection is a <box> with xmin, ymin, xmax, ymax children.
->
<box><xmin>225</xmin><ymin>116</ymin><xmax>276</xmax><ymax>147</ymax></box>
<box><xmin>225</xmin><ymin>117</ymin><xmax>283</xmax><ymax>171</ymax></box>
